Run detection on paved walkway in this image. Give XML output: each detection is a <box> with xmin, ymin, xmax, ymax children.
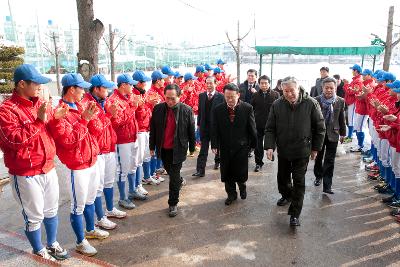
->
<box><xmin>1</xmin><ymin>147</ymin><xmax>400</xmax><ymax>266</ymax></box>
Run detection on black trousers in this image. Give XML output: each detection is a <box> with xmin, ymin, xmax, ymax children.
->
<box><xmin>255</xmin><ymin>127</ymin><xmax>265</xmax><ymax>166</ymax></box>
<box><xmin>277</xmin><ymin>156</ymin><xmax>309</xmax><ymax>218</ymax></box>
<box><xmin>224</xmin><ymin>181</ymin><xmax>246</xmax><ymax>199</ymax></box>
<box><xmin>314</xmin><ymin>135</ymin><xmax>338</xmax><ymax>190</ymax></box>
<box><xmin>161</xmin><ymin>148</ymin><xmax>183</xmax><ymax>206</ymax></box>
<box><xmin>196</xmin><ymin>135</ymin><xmax>220</xmax><ymax>174</ymax></box>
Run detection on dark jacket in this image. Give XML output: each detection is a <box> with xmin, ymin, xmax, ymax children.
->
<box><xmin>336</xmin><ymin>81</ymin><xmax>345</xmax><ymax>98</ymax></box>
<box><xmin>311</xmin><ymin>77</ymin><xmax>329</xmax><ymax>97</ymax></box>
<box><xmin>197</xmin><ymin>91</ymin><xmax>224</xmax><ymax>138</ymax></box>
<box><xmin>149</xmin><ymin>102</ymin><xmax>195</xmax><ymax>164</ymax></box>
<box><xmin>239</xmin><ymin>81</ymin><xmax>260</xmax><ymax>103</ymax></box>
<box><xmin>250</xmin><ymin>88</ymin><xmax>280</xmax><ymax>129</ymax></box>
<box><xmin>315</xmin><ymin>95</ymin><xmax>346</xmax><ymax>142</ymax></box>
<box><xmin>211</xmin><ymin>101</ymin><xmax>257</xmax><ymax>183</ymax></box>
<box><xmin>264</xmin><ymin>89</ymin><xmax>326</xmax><ymax>160</ymax></box>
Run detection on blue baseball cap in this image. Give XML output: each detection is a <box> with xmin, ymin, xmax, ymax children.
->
<box><xmin>151</xmin><ymin>70</ymin><xmax>168</xmax><ymax>81</ymax></box>
<box><xmin>213</xmin><ymin>67</ymin><xmax>225</xmax><ymax>74</ymax></box>
<box><xmin>90</xmin><ymin>74</ymin><xmax>115</xmax><ymax>88</ymax></box>
<box><xmin>61</xmin><ymin>73</ymin><xmax>91</xmax><ymax>88</ymax></box>
<box><xmin>204</xmin><ymin>63</ymin><xmax>213</xmax><ymax>71</ymax></box>
<box><xmin>174</xmin><ymin>71</ymin><xmax>183</xmax><ymax>78</ymax></box>
<box><xmin>161</xmin><ymin>65</ymin><xmax>175</xmax><ymax>76</ymax></box>
<box><xmin>386</xmin><ymin>80</ymin><xmax>400</xmax><ymax>93</ymax></box>
<box><xmin>216</xmin><ymin>59</ymin><xmax>225</xmax><ymax>65</ymax></box>
<box><xmin>195</xmin><ymin>65</ymin><xmax>207</xmax><ymax>73</ymax></box>
<box><xmin>184</xmin><ymin>73</ymin><xmax>198</xmax><ymax>82</ymax></box>
<box><xmin>132</xmin><ymin>70</ymin><xmax>151</xmax><ymax>82</ymax></box>
<box><xmin>378</xmin><ymin>72</ymin><xmax>396</xmax><ymax>82</ymax></box>
<box><xmin>361</xmin><ymin>69</ymin><xmax>373</xmax><ymax>76</ymax></box>
<box><xmin>117</xmin><ymin>73</ymin><xmax>138</xmax><ymax>86</ymax></box>
<box><xmin>349</xmin><ymin>64</ymin><xmax>362</xmax><ymax>73</ymax></box>
<box><xmin>373</xmin><ymin>70</ymin><xmax>384</xmax><ymax>79</ymax></box>
<box><xmin>14</xmin><ymin>64</ymin><xmax>51</xmax><ymax>84</ymax></box>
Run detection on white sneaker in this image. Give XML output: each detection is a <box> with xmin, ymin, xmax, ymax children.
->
<box><xmin>85</xmin><ymin>227</ymin><xmax>109</xmax><ymax>240</ymax></box>
<box><xmin>75</xmin><ymin>239</ymin><xmax>97</xmax><ymax>256</ymax></box>
<box><xmin>137</xmin><ymin>184</ymin><xmax>148</xmax><ymax>195</ymax></box>
<box><xmin>96</xmin><ymin>216</ymin><xmax>117</xmax><ymax>230</ymax></box>
<box><xmin>142</xmin><ymin>176</ymin><xmax>160</xmax><ymax>185</ymax></box>
<box><xmin>155</xmin><ymin>175</ymin><xmax>165</xmax><ymax>182</ymax></box>
<box><xmin>34</xmin><ymin>248</ymin><xmax>56</xmax><ymax>262</ymax></box>
<box><xmin>105</xmin><ymin>207</ymin><xmax>127</xmax><ymax>219</ymax></box>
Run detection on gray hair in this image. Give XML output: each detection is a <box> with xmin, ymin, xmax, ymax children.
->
<box><xmin>322</xmin><ymin>77</ymin><xmax>337</xmax><ymax>87</ymax></box>
<box><xmin>281</xmin><ymin>76</ymin><xmax>298</xmax><ymax>88</ymax></box>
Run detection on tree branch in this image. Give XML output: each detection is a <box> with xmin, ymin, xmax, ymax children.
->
<box><xmin>113</xmin><ymin>34</ymin><xmax>127</xmax><ymax>52</ymax></box>
<box><xmin>240</xmin><ymin>28</ymin><xmax>252</xmax><ymax>40</ymax></box>
<box><xmin>225</xmin><ymin>31</ymin><xmax>238</xmax><ymax>54</ymax></box>
<box><xmin>41</xmin><ymin>42</ymin><xmax>54</xmax><ymax>56</ymax></box>
<box><xmin>102</xmin><ymin>36</ymin><xmax>110</xmax><ymax>51</ymax></box>
<box><xmin>392</xmin><ymin>37</ymin><xmax>400</xmax><ymax>48</ymax></box>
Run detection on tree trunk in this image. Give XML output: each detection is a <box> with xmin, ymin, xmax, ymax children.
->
<box><xmin>236</xmin><ymin>20</ymin><xmax>241</xmax><ymax>85</ymax></box>
<box><xmin>383</xmin><ymin>6</ymin><xmax>394</xmax><ymax>71</ymax></box>
<box><xmin>109</xmin><ymin>24</ymin><xmax>115</xmax><ymax>82</ymax></box>
<box><xmin>52</xmin><ymin>33</ymin><xmax>61</xmax><ymax>95</ymax></box>
<box><xmin>76</xmin><ymin>0</ymin><xmax>104</xmax><ymax>81</ymax></box>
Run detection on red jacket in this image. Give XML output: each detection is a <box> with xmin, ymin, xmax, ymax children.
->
<box><xmin>355</xmin><ymin>78</ymin><xmax>375</xmax><ymax>115</ymax></box>
<box><xmin>81</xmin><ymin>93</ymin><xmax>117</xmax><ymax>154</ymax></box>
<box><xmin>215</xmin><ymin>75</ymin><xmax>229</xmax><ymax>93</ymax></box>
<box><xmin>48</xmin><ymin>100</ymin><xmax>99</xmax><ymax>170</ymax></box>
<box><xmin>376</xmin><ymin>95</ymin><xmax>398</xmax><ymax>139</ymax></box>
<box><xmin>148</xmin><ymin>84</ymin><xmax>165</xmax><ymax>102</ymax></box>
<box><xmin>106</xmin><ymin>89</ymin><xmax>138</xmax><ymax>144</ymax></box>
<box><xmin>344</xmin><ymin>74</ymin><xmax>363</xmax><ymax>106</ymax></box>
<box><xmin>180</xmin><ymin>89</ymin><xmax>199</xmax><ymax>115</ymax></box>
<box><xmin>386</xmin><ymin>108</ymin><xmax>400</xmax><ymax>149</ymax></box>
<box><xmin>0</xmin><ymin>92</ymin><xmax>56</xmax><ymax>176</ymax></box>
<box><xmin>133</xmin><ymin>88</ymin><xmax>152</xmax><ymax>132</ymax></box>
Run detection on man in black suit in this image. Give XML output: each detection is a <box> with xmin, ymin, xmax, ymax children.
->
<box><xmin>314</xmin><ymin>77</ymin><xmax>346</xmax><ymax>194</ymax></box>
<box><xmin>211</xmin><ymin>83</ymin><xmax>257</xmax><ymax>205</ymax></box>
<box><xmin>193</xmin><ymin>76</ymin><xmax>225</xmax><ymax>177</ymax></box>
<box><xmin>149</xmin><ymin>84</ymin><xmax>195</xmax><ymax>217</ymax></box>
<box><xmin>250</xmin><ymin>75</ymin><xmax>280</xmax><ymax>172</ymax></box>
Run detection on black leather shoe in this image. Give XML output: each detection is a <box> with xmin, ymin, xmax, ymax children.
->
<box><xmin>213</xmin><ymin>163</ymin><xmax>219</xmax><ymax>170</ymax></box>
<box><xmin>323</xmin><ymin>189</ymin><xmax>334</xmax><ymax>194</ymax></box>
<box><xmin>254</xmin><ymin>165</ymin><xmax>261</xmax><ymax>172</ymax></box>
<box><xmin>290</xmin><ymin>216</ymin><xmax>300</xmax><ymax>226</ymax></box>
<box><xmin>168</xmin><ymin>206</ymin><xmax>178</xmax><ymax>217</ymax></box>
<box><xmin>277</xmin><ymin>197</ymin><xmax>290</xmax><ymax>206</ymax></box>
<box><xmin>239</xmin><ymin>188</ymin><xmax>247</xmax><ymax>199</ymax></box>
<box><xmin>225</xmin><ymin>196</ymin><xmax>237</xmax><ymax>205</ymax></box>
<box><xmin>314</xmin><ymin>178</ymin><xmax>322</xmax><ymax>186</ymax></box>
<box><xmin>192</xmin><ymin>172</ymin><xmax>205</xmax><ymax>177</ymax></box>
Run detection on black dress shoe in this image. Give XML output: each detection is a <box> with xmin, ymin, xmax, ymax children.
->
<box><xmin>314</xmin><ymin>178</ymin><xmax>322</xmax><ymax>186</ymax></box>
<box><xmin>254</xmin><ymin>165</ymin><xmax>261</xmax><ymax>172</ymax></box>
<box><xmin>290</xmin><ymin>216</ymin><xmax>300</xmax><ymax>226</ymax></box>
<box><xmin>277</xmin><ymin>197</ymin><xmax>290</xmax><ymax>206</ymax></box>
<box><xmin>214</xmin><ymin>163</ymin><xmax>220</xmax><ymax>170</ymax></box>
<box><xmin>239</xmin><ymin>188</ymin><xmax>247</xmax><ymax>199</ymax></box>
<box><xmin>323</xmin><ymin>189</ymin><xmax>334</xmax><ymax>194</ymax></box>
<box><xmin>192</xmin><ymin>172</ymin><xmax>205</xmax><ymax>177</ymax></box>
<box><xmin>168</xmin><ymin>205</ymin><xmax>178</xmax><ymax>217</ymax></box>
<box><xmin>225</xmin><ymin>196</ymin><xmax>237</xmax><ymax>205</ymax></box>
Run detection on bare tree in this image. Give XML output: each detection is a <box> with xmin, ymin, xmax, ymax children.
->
<box><xmin>103</xmin><ymin>24</ymin><xmax>127</xmax><ymax>82</ymax></box>
<box><xmin>42</xmin><ymin>32</ymin><xmax>61</xmax><ymax>95</ymax></box>
<box><xmin>226</xmin><ymin>20</ymin><xmax>251</xmax><ymax>85</ymax></box>
<box><xmin>76</xmin><ymin>0</ymin><xmax>104</xmax><ymax>81</ymax></box>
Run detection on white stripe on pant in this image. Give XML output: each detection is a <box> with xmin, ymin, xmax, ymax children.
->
<box><xmin>11</xmin><ymin>168</ymin><xmax>59</xmax><ymax>231</ymax></box>
<box><xmin>67</xmin><ymin>164</ymin><xmax>99</xmax><ymax>215</ymax></box>
<box><xmin>96</xmin><ymin>152</ymin><xmax>116</xmax><ymax>196</ymax></box>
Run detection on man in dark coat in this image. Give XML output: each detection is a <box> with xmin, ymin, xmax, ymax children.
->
<box><xmin>211</xmin><ymin>83</ymin><xmax>257</xmax><ymax>205</ymax></box>
<box><xmin>314</xmin><ymin>77</ymin><xmax>346</xmax><ymax>194</ymax></box>
<box><xmin>250</xmin><ymin>75</ymin><xmax>280</xmax><ymax>172</ymax></box>
<box><xmin>264</xmin><ymin>76</ymin><xmax>325</xmax><ymax>227</ymax></box>
<box><xmin>310</xmin><ymin>66</ymin><xmax>330</xmax><ymax>97</ymax></box>
<box><xmin>239</xmin><ymin>69</ymin><xmax>260</xmax><ymax>158</ymax></box>
<box><xmin>193</xmin><ymin>76</ymin><xmax>224</xmax><ymax>177</ymax></box>
<box><xmin>149</xmin><ymin>84</ymin><xmax>195</xmax><ymax>217</ymax></box>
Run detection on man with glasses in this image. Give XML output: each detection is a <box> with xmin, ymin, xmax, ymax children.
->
<box><xmin>149</xmin><ymin>84</ymin><xmax>195</xmax><ymax>217</ymax></box>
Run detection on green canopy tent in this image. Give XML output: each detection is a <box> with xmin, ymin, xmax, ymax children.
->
<box><xmin>255</xmin><ymin>45</ymin><xmax>384</xmax><ymax>82</ymax></box>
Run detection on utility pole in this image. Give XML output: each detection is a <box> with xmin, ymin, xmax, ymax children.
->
<box><xmin>51</xmin><ymin>32</ymin><xmax>61</xmax><ymax>95</ymax></box>
<box><xmin>103</xmin><ymin>24</ymin><xmax>126</xmax><ymax>82</ymax></box>
<box><xmin>383</xmin><ymin>6</ymin><xmax>394</xmax><ymax>71</ymax></box>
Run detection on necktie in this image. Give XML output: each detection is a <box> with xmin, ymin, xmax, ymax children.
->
<box><xmin>208</xmin><ymin>93</ymin><xmax>212</xmax><ymax>100</ymax></box>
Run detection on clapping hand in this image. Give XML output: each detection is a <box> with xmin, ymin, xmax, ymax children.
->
<box><xmin>82</xmin><ymin>102</ymin><xmax>97</xmax><ymax>121</ymax></box>
<box><xmin>54</xmin><ymin>102</ymin><xmax>69</xmax><ymax>120</ymax></box>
